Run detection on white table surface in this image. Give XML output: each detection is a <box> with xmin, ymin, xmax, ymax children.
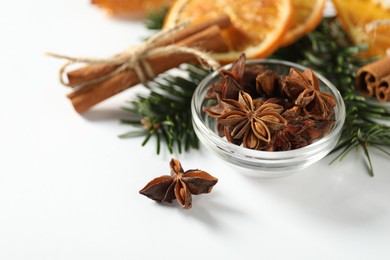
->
<box><xmin>1</xmin><ymin>1</ymin><xmax>390</xmax><ymax>259</ymax></box>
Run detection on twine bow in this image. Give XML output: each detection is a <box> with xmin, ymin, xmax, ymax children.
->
<box><xmin>46</xmin><ymin>21</ymin><xmax>221</xmax><ymax>87</ymax></box>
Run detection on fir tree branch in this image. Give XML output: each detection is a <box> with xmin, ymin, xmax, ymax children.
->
<box><xmin>272</xmin><ymin>17</ymin><xmax>390</xmax><ymax>176</ymax></box>
<box><xmin>120</xmin><ymin>64</ymin><xmax>209</xmax><ymax>154</ymax></box>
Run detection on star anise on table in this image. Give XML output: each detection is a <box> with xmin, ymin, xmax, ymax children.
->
<box><xmin>139</xmin><ymin>159</ymin><xmax>218</xmax><ymax>209</ymax></box>
<box><xmin>218</xmin><ymin>90</ymin><xmax>287</xmax><ymax>150</ymax></box>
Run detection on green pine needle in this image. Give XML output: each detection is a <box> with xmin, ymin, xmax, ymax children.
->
<box><xmin>272</xmin><ymin>17</ymin><xmax>390</xmax><ymax>176</ymax></box>
<box><xmin>120</xmin><ymin>64</ymin><xmax>209</xmax><ymax>154</ymax></box>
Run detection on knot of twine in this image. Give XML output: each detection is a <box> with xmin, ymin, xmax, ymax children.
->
<box><xmin>46</xmin><ymin>21</ymin><xmax>220</xmax><ymax>87</ymax></box>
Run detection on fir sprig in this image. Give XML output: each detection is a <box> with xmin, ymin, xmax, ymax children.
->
<box><xmin>272</xmin><ymin>18</ymin><xmax>390</xmax><ymax>176</ymax></box>
<box><xmin>120</xmin><ymin>64</ymin><xmax>209</xmax><ymax>154</ymax></box>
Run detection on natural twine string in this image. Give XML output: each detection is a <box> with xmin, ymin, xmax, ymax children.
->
<box><xmin>46</xmin><ymin>21</ymin><xmax>220</xmax><ymax>87</ymax></box>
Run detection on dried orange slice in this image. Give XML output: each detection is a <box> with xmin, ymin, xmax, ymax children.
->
<box><xmin>332</xmin><ymin>0</ymin><xmax>390</xmax><ymax>57</ymax></box>
<box><xmin>163</xmin><ymin>0</ymin><xmax>294</xmax><ymax>63</ymax></box>
<box><xmin>92</xmin><ymin>0</ymin><xmax>173</xmax><ymax>16</ymax></box>
<box><xmin>281</xmin><ymin>0</ymin><xmax>326</xmax><ymax>46</ymax></box>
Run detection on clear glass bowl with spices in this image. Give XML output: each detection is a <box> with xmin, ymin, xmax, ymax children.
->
<box><xmin>191</xmin><ymin>58</ymin><xmax>346</xmax><ymax>176</ymax></box>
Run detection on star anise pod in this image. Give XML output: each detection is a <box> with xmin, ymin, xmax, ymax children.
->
<box><xmin>280</xmin><ymin>68</ymin><xmax>312</xmax><ymax>99</ymax></box>
<box><xmin>205</xmin><ymin>53</ymin><xmax>262</xmax><ymax>100</ymax></box>
<box><xmin>205</xmin><ymin>80</ymin><xmax>224</xmax><ymax>100</ymax></box>
<box><xmin>218</xmin><ymin>91</ymin><xmax>287</xmax><ymax>150</ymax></box>
<box><xmin>302</xmin><ymin>69</ymin><xmax>320</xmax><ymax>90</ymax></box>
<box><xmin>266</xmin><ymin>116</ymin><xmax>335</xmax><ymax>151</ymax></box>
<box><xmin>295</xmin><ymin>88</ymin><xmax>336</xmax><ymax>118</ymax></box>
<box><xmin>205</xmin><ymin>53</ymin><xmax>246</xmax><ymax>100</ymax></box>
<box><xmin>139</xmin><ymin>159</ymin><xmax>218</xmax><ymax>209</ymax></box>
<box><xmin>220</xmin><ymin>52</ymin><xmax>246</xmax><ymax>82</ymax></box>
<box><xmin>281</xmin><ymin>68</ymin><xmax>336</xmax><ymax>118</ymax></box>
<box><xmin>256</xmin><ymin>69</ymin><xmax>280</xmax><ymax>97</ymax></box>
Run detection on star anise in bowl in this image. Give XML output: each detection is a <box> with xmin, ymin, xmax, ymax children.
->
<box><xmin>218</xmin><ymin>91</ymin><xmax>287</xmax><ymax>150</ymax></box>
<box><xmin>191</xmin><ymin>56</ymin><xmax>346</xmax><ymax>174</ymax></box>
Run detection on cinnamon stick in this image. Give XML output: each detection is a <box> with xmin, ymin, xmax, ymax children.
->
<box><xmin>375</xmin><ymin>74</ymin><xmax>390</xmax><ymax>102</ymax></box>
<box><xmin>66</xmin><ymin>15</ymin><xmax>231</xmax><ymax>87</ymax></box>
<box><xmin>356</xmin><ymin>56</ymin><xmax>390</xmax><ymax>97</ymax></box>
<box><xmin>68</xmin><ymin>25</ymin><xmax>229</xmax><ymax>113</ymax></box>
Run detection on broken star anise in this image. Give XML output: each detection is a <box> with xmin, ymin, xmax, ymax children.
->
<box><xmin>139</xmin><ymin>159</ymin><xmax>218</xmax><ymax>209</ymax></box>
<box><xmin>256</xmin><ymin>69</ymin><xmax>279</xmax><ymax>97</ymax></box>
<box><xmin>295</xmin><ymin>88</ymin><xmax>336</xmax><ymax>118</ymax></box>
<box><xmin>267</xmin><ymin>116</ymin><xmax>335</xmax><ymax>151</ymax></box>
<box><xmin>282</xmin><ymin>68</ymin><xmax>336</xmax><ymax>119</ymax></box>
<box><xmin>205</xmin><ymin>53</ymin><xmax>263</xmax><ymax>100</ymax></box>
<box><xmin>218</xmin><ymin>90</ymin><xmax>287</xmax><ymax>150</ymax></box>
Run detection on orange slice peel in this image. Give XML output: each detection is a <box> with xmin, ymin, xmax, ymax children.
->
<box><xmin>281</xmin><ymin>0</ymin><xmax>326</xmax><ymax>46</ymax></box>
<box><xmin>163</xmin><ymin>0</ymin><xmax>294</xmax><ymax>63</ymax></box>
<box><xmin>332</xmin><ymin>0</ymin><xmax>390</xmax><ymax>58</ymax></box>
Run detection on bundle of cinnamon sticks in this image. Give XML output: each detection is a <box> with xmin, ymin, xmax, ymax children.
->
<box><xmin>54</xmin><ymin>15</ymin><xmax>231</xmax><ymax>113</ymax></box>
<box><xmin>356</xmin><ymin>56</ymin><xmax>390</xmax><ymax>103</ymax></box>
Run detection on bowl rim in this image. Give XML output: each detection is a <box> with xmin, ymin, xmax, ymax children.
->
<box><xmin>191</xmin><ymin>58</ymin><xmax>346</xmax><ymax>160</ymax></box>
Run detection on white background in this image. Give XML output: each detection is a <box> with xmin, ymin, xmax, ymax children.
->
<box><xmin>1</xmin><ymin>1</ymin><xmax>390</xmax><ymax>259</ymax></box>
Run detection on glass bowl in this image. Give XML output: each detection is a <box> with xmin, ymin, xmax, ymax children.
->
<box><xmin>191</xmin><ymin>59</ymin><xmax>346</xmax><ymax>176</ymax></box>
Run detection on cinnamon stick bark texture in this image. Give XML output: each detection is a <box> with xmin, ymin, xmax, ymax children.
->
<box><xmin>61</xmin><ymin>15</ymin><xmax>231</xmax><ymax>113</ymax></box>
<box><xmin>376</xmin><ymin>74</ymin><xmax>390</xmax><ymax>102</ymax></box>
<box><xmin>68</xmin><ymin>26</ymin><xmax>228</xmax><ymax>113</ymax></box>
<box><xmin>356</xmin><ymin>56</ymin><xmax>390</xmax><ymax>97</ymax></box>
<box><xmin>66</xmin><ymin>15</ymin><xmax>230</xmax><ymax>88</ymax></box>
